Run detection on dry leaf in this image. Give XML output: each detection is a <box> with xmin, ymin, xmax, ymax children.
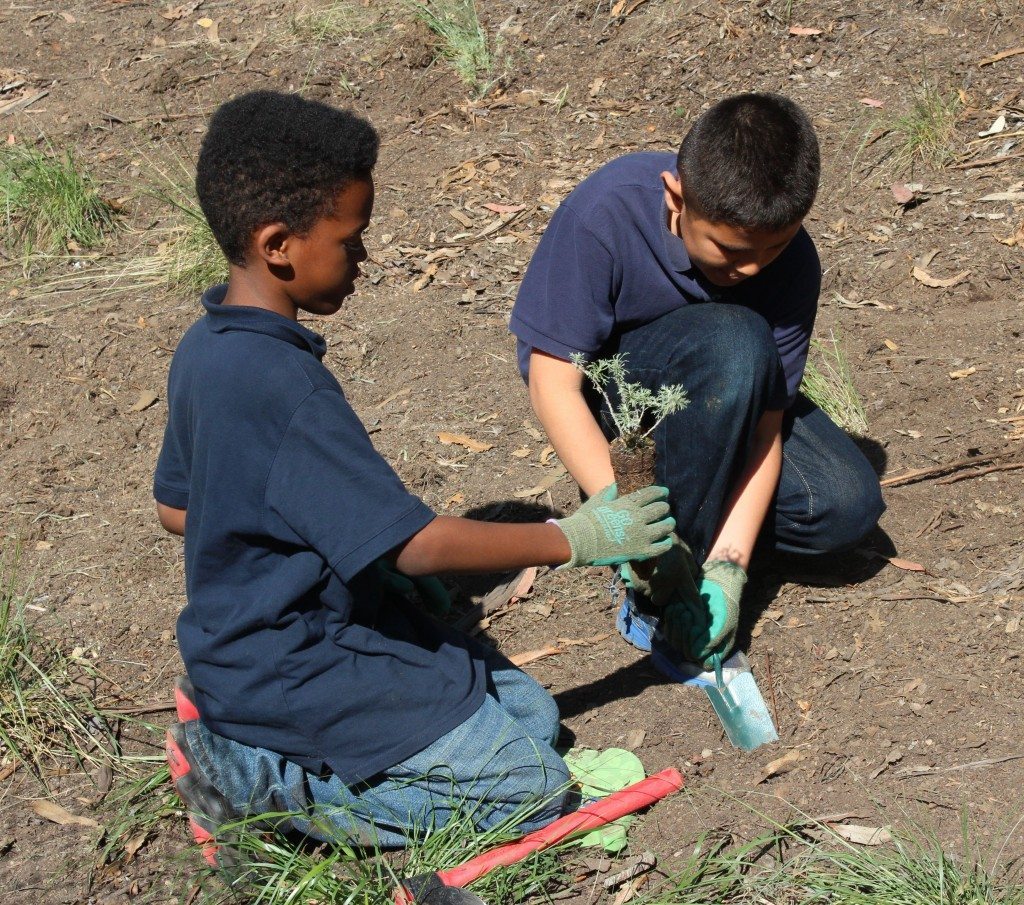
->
<box><xmin>883</xmin><ymin>339</ymin><xmax>899</xmax><ymax>351</ymax></box>
<box><xmin>979</xmin><ymin>192</ymin><xmax>1024</xmax><ymax>202</ymax></box>
<box><xmin>860</xmin><ymin>97</ymin><xmax>885</xmax><ymax>107</ymax></box>
<box><xmin>513</xmin><ymin>464</ymin><xmax>567</xmax><ymax>498</ymax></box>
<box><xmin>128</xmin><ymin>390</ymin><xmax>159</xmax><ymax>412</ymax></box>
<box><xmin>948</xmin><ymin>367</ymin><xmax>977</xmax><ymax>379</ymax></box>
<box><xmin>412</xmin><ymin>262</ymin><xmax>439</xmax><ymax>292</ymax></box>
<box><xmin>624</xmin><ymin>729</ymin><xmax>646</xmax><ymax>750</ymax></box>
<box><xmin>978</xmin><ymin>46</ymin><xmax>1024</xmax><ymax>67</ymax></box>
<box><xmin>912</xmin><ymin>267</ymin><xmax>970</xmax><ymax>289</ymax></box>
<box><xmin>890</xmin><ymin>182</ymin><xmax>915</xmax><ymax>204</ymax></box>
<box><xmin>828</xmin><ymin>823</ymin><xmax>892</xmax><ymax>846</ymax></box>
<box><xmin>482</xmin><ymin>202</ymin><xmax>525</xmax><ymax>214</ymax></box>
<box><xmin>30</xmin><ymin>800</ymin><xmax>100</xmax><ymax>828</ymax></box>
<box><xmin>978</xmin><ymin>115</ymin><xmax>1007</xmax><ymax>137</ymax></box>
<box><xmin>539</xmin><ymin>444</ymin><xmax>557</xmax><ymax>465</ymax></box>
<box><xmin>124</xmin><ymin>832</ymin><xmax>149</xmax><ymax>859</ymax></box>
<box><xmin>789</xmin><ymin>25</ymin><xmax>823</xmax><ymax>36</ymax></box>
<box><xmin>443</xmin><ymin>492</ymin><xmax>464</xmax><ymax>509</ymax></box>
<box><xmin>589</xmin><ymin>76</ymin><xmax>607</xmax><ymax>97</ymax></box>
<box><xmin>437</xmin><ymin>432</ymin><xmax>494</xmax><ymax>452</ymax></box>
<box><xmin>511</xmin><ymin>447</ymin><xmax>532</xmax><ymax>458</ymax></box>
<box><xmin>886</xmin><ymin>555</ymin><xmax>926</xmax><ymax>572</ymax></box>
<box><xmin>509</xmin><ymin>645</ymin><xmax>562</xmax><ymax>667</ymax></box>
<box><xmin>757</xmin><ymin>749</ymin><xmax>802</xmax><ymax>784</ymax></box>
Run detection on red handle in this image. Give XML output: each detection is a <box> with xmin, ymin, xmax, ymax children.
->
<box><xmin>438</xmin><ymin>767</ymin><xmax>683</xmax><ymax>889</ymax></box>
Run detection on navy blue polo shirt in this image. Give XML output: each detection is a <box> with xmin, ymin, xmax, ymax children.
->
<box><xmin>154</xmin><ymin>287</ymin><xmax>486</xmax><ymax>784</ymax></box>
<box><xmin>510</xmin><ymin>152</ymin><xmax>820</xmax><ymax>408</ymax></box>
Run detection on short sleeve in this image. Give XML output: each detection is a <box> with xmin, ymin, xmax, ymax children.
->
<box><xmin>765</xmin><ymin>232</ymin><xmax>820</xmax><ymax>408</ymax></box>
<box><xmin>510</xmin><ymin>204</ymin><xmax>617</xmax><ymax>373</ymax></box>
<box><xmin>265</xmin><ymin>389</ymin><xmax>435</xmax><ymax>582</ymax></box>
<box><xmin>154</xmin><ymin>415</ymin><xmax>191</xmax><ymax>510</ymax></box>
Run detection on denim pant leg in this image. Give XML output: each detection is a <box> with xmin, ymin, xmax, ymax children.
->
<box><xmin>611</xmin><ymin>303</ymin><xmax>785</xmax><ymax>563</ymax></box>
<box><xmin>772</xmin><ymin>395</ymin><xmax>885</xmax><ymax>554</ymax></box>
<box><xmin>184</xmin><ymin>651</ymin><xmax>568</xmax><ymax>849</ymax></box>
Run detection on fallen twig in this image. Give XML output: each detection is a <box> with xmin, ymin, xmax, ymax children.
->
<box><xmin>936</xmin><ymin>462</ymin><xmax>1024</xmax><ymax>484</ymax></box>
<box><xmin>897</xmin><ymin>753</ymin><xmax>1024</xmax><ymax>777</ymax></box>
<box><xmin>950</xmin><ymin>150</ymin><xmax>1024</xmax><ymax>170</ymax></box>
<box><xmin>880</xmin><ymin>449</ymin><xmax>1018</xmax><ymax>487</ymax></box>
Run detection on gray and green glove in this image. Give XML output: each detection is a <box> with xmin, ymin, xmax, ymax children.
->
<box><xmin>373</xmin><ymin>559</ymin><xmax>452</xmax><ymax>618</ymax></box>
<box><xmin>554</xmin><ymin>483</ymin><xmax>674</xmax><ymax>569</ymax></box>
<box><xmin>621</xmin><ymin>532</ymin><xmax>701</xmax><ymax>614</ymax></box>
<box><xmin>660</xmin><ymin>559</ymin><xmax>746</xmax><ymax>668</ymax></box>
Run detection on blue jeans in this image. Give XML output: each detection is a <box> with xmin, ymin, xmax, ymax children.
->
<box><xmin>605</xmin><ymin>303</ymin><xmax>884</xmax><ymax>564</ymax></box>
<box><xmin>183</xmin><ymin>642</ymin><xmax>569</xmax><ymax>848</ymax></box>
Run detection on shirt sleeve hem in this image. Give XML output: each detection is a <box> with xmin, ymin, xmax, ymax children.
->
<box><xmin>509</xmin><ymin>314</ymin><xmax>597</xmax><ymax>366</ymax></box>
<box><xmin>329</xmin><ymin>501</ymin><xmax>436</xmax><ymax>582</ymax></box>
<box><xmin>154</xmin><ymin>481</ymin><xmax>189</xmax><ymax>510</ymax></box>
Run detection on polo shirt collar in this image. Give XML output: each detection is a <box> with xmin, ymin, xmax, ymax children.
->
<box><xmin>660</xmin><ymin>202</ymin><xmax>694</xmax><ymax>273</ymax></box>
<box><xmin>201</xmin><ymin>284</ymin><xmax>328</xmax><ymax>360</ymax></box>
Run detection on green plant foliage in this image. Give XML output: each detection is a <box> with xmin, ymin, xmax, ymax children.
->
<box><xmin>289</xmin><ymin>0</ymin><xmax>381</xmax><ymax>44</ymax></box>
<box><xmin>405</xmin><ymin>0</ymin><xmax>492</xmax><ymax>91</ymax></box>
<box><xmin>893</xmin><ymin>82</ymin><xmax>962</xmax><ymax>170</ymax></box>
<box><xmin>0</xmin><ymin>143</ymin><xmax>117</xmax><ymax>257</ymax></box>
<box><xmin>801</xmin><ymin>330</ymin><xmax>868</xmax><ymax>434</ymax></box>
<box><xmin>573</xmin><ymin>353</ymin><xmax>689</xmax><ymax>448</ymax></box>
<box><xmin>0</xmin><ymin>549</ymin><xmax>124</xmax><ymax>786</ymax></box>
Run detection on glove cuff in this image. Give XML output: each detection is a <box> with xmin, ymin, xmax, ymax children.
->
<box><xmin>702</xmin><ymin>559</ymin><xmax>747</xmax><ymax>603</ymax></box>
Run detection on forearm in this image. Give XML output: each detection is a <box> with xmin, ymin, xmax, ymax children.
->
<box><xmin>156</xmin><ymin>502</ymin><xmax>186</xmax><ymax>536</ymax></box>
<box><xmin>395</xmin><ymin>516</ymin><xmax>571</xmax><ymax>575</ymax></box>
<box><xmin>528</xmin><ymin>352</ymin><xmax>614</xmax><ymax>497</ymax></box>
<box><xmin>706</xmin><ymin>411</ymin><xmax>783</xmax><ymax>571</ymax></box>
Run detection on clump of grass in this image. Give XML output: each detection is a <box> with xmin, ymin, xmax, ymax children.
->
<box><xmin>0</xmin><ymin>143</ymin><xmax>118</xmax><ymax>257</ymax></box>
<box><xmin>893</xmin><ymin>82</ymin><xmax>962</xmax><ymax>170</ymax></box>
<box><xmin>0</xmin><ymin>549</ymin><xmax>124</xmax><ymax>786</ymax></box>
<box><xmin>801</xmin><ymin>330</ymin><xmax>867</xmax><ymax>434</ymax></box>
<box><xmin>99</xmin><ymin>763</ymin><xmax>177</xmax><ymax>865</ymax></box>
<box><xmin>31</xmin><ymin>158</ymin><xmax>226</xmax><ymax>302</ymax></box>
<box><xmin>405</xmin><ymin>0</ymin><xmax>492</xmax><ymax>91</ymax></box>
<box><xmin>187</xmin><ymin>795</ymin><xmax>570</xmax><ymax>905</ymax></box>
<box><xmin>289</xmin><ymin>0</ymin><xmax>379</xmax><ymax>43</ymax></box>
<box><xmin>635</xmin><ymin>818</ymin><xmax>1024</xmax><ymax>904</ymax></box>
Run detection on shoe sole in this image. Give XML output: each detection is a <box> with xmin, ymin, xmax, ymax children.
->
<box><xmin>615</xmin><ymin>597</ymin><xmax>655</xmax><ymax>652</ymax></box>
<box><xmin>166</xmin><ymin>724</ymin><xmax>242</xmax><ymax>871</ymax></box>
<box><xmin>174</xmin><ymin>676</ymin><xmax>200</xmax><ymax>722</ymax></box>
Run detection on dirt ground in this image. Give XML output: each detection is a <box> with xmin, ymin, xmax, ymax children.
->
<box><xmin>2</xmin><ymin>0</ymin><xmax>1024</xmax><ymax>902</ymax></box>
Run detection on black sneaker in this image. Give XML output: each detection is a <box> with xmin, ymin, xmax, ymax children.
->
<box><xmin>165</xmin><ymin>722</ymin><xmax>242</xmax><ymax>871</ymax></box>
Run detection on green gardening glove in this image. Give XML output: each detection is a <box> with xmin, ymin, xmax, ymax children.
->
<box><xmin>554</xmin><ymin>483</ymin><xmax>674</xmax><ymax>569</ymax></box>
<box><xmin>620</xmin><ymin>532</ymin><xmax>701</xmax><ymax>614</ymax></box>
<box><xmin>372</xmin><ymin>558</ymin><xmax>452</xmax><ymax>618</ymax></box>
<box><xmin>659</xmin><ymin>559</ymin><xmax>746</xmax><ymax>668</ymax></box>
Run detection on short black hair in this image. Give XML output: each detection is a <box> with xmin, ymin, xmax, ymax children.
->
<box><xmin>196</xmin><ymin>91</ymin><xmax>379</xmax><ymax>266</ymax></box>
<box><xmin>676</xmin><ymin>93</ymin><xmax>819</xmax><ymax>231</ymax></box>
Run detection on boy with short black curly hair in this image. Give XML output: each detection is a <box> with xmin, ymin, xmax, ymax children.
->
<box><xmin>156</xmin><ymin>90</ymin><xmax>675</xmax><ymax>863</ymax></box>
<box><xmin>512</xmin><ymin>93</ymin><xmax>885</xmax><ymax>673</ymax></box>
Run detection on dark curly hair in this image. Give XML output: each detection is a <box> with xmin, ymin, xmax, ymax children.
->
<box><xmin>196</xmin><ymin>91</ymin><xmax>379</xmax><ymax>266</ymax></box>
<box><xmin>677</xmin><ymin>93</ymin><xmax>819</xmax><ymax>231</ymax></box>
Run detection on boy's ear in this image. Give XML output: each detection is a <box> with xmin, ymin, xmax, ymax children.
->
<box><xmin>660</xmin><ymin>170</ymin><xmax>685</xmax><ymax>215</ymax></box>
<box><xmin>252</xmin><ymin>222</ymin><xmax>293</xmax><ymax>267</ymax></box>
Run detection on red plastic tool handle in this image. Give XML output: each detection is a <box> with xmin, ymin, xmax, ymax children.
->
<box><xmin>439</xmin><ymin>767</ymin><xmax>683</xmax><ymax>888</ymax></box>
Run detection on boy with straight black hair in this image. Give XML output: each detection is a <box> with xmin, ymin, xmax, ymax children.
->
<box><xmin>156</xmin><ymin>90</ymin><xmax>676</xmax><ymax>865</ymax></box>
<box><xmin>511</xmin><ymin>92</ymin><xmax>884</xmax><ymax>673</ymax></box>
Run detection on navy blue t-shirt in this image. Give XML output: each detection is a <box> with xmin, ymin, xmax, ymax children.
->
<box><xmin>510</xmin><ymin>152</ymin><xmax>820</xmax><ymax>408</ymax></box>
<box><xmin>154</xmin><ymin>287</ymin><xmax>486</xmax><ymax>784</ymax></box>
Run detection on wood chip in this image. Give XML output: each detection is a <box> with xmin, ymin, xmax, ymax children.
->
<box><xmin>128</xmin><ymin>390</ymin><xmax>159</xmax><ymax>412</ymax></box>
<box><xmin>789</xmin><ymin>25</ymin><xmax>823</xmax><ymax>36</ymax></box>
<box><xmin>437</xmin><ymin>432</ymin><xmax>494</xmax><ymax>452</ymax></box>
<box><xmin>949</xmin><ymin>367</ymin><xmax>977</xmax><ymax>379</ymax></box>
